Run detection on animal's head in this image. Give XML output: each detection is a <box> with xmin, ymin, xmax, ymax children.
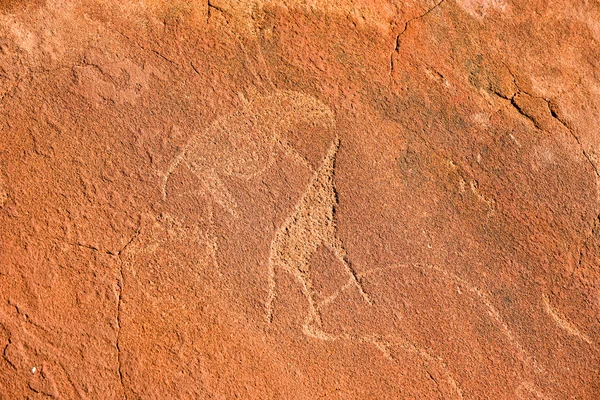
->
<box><xmin>162</xmin><ymin>90</ymin><xmax>335</xmax><ymax>209</ymax></box>
<box><xmin>190</xmin><ymin>89</ymin><xmax>335</xmax><ymax>179</ymax></box>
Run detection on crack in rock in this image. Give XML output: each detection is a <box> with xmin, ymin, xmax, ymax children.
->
<box><xmin>63</xmin><ymin>225</ymin><xmax>140</xmax><ymax>398</ymax></box>
<box><xmin>491</xmin><ymin>68</ymin><xmax>600</xmax><ymax>181</ymax></box>
<box><xmin>390</xmin><ymin>0</ymin><xmax>447</xmax><ymax>75</ymax></box>
<box><xmin>115</xmin><ymin>255</ymin><xmax>125</xmax><ymax>398</ymax></box>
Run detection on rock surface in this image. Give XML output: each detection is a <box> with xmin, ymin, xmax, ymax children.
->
<box><xmin>1</xmin><ymin>0</ymin><xmax>599</xmax><ymax>398</ymax></box>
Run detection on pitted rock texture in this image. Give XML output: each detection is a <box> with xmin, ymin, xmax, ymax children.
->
<box><xmin>1</xmin><ymin>0</ymin><xmax>599</xmax><ymax>398</ymax></box>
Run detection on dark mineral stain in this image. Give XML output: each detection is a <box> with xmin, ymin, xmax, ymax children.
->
<box><xmin>0</xmin><ymin>0</ymin><xmax>45</xmax><ymax>13</ymax></box>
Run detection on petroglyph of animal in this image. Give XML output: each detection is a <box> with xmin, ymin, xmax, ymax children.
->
<box><xmin>265</xmin><ymin>138</ymin><xmax>372</xmax><ymax>332</ymax></box>
<box><xmin>160</xmin><ymin>90</ymin><xmax>335</xmax><ymax>215</ymax></box>
<box><xmin>542</xmin><ymin>293</ymin><xmax>594</xmax><ymax>346</ymax></box>
<box><xmin>161</xmin><ymin>8</ymin><xmax>560</xmax><ymax>396</ymax></box>
<box><xmin>322</xmin><ymin>262</ymin><xmax>550</xmax><ymax>399</ymax></box>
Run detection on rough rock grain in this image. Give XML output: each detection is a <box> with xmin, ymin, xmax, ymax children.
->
<box><xmin>1</xmin><ymin>0</ymin><xmax>599</xmax><ymax>398</ymax></box>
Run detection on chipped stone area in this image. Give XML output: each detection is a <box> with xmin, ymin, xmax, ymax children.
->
<box><xmin>1</xmin><ymin>0</ymin><xmax>600</xmax><ymax>398</ymax></box>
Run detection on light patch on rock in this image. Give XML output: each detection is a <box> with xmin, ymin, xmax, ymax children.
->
<box><xmin>208</xmin><ymin>0</ymin><xmax>396</xmax><ymax>32</ymax></box>
<box><xmin>456</xmin><ymin>0</ymin><xmax>509</xmax><ymax>20</ymax></box>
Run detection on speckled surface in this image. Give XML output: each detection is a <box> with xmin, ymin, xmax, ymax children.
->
<box><xmin>1</xmin><ymin>0</ymin><xmax>599</xmax><ymax>398</ymax></box>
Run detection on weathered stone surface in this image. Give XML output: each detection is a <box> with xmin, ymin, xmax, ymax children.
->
<box><xmin>1</xmin><ymin>0</ymin><xmax>599</xmax><ymax>398</ymax></box>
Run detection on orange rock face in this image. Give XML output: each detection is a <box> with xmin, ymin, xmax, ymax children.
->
<box><xmin>1</xmin><ymin>0</ymin><xmax>599</xmax><ymax>398</ymax></box>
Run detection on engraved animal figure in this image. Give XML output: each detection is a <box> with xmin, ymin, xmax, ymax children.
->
<box><xmin>203</xmin><ymin>7</ymin><xmax>459</xmax><ymax>395</ymax></box>
<box><xmin>542</xmin><ymin>293</ymin><xmax>595</xmax><ymax>347</ymax></box>
<box><xmin>164</xmin><ymin>8</ymin><xmax>547</xmax><ymax>398</ymax></box>
<box><xmin>318</xmin><ymin>262</ymin><xmax>550</xmax><ymax>399</ymax></box>
<box><xmin>160</xmin><ymin>90</ymin><xmax>335</xmax><ymax>215</ymax></box>
<box><xmin>265</xmin><ymin>138</ymin><xmax>372</xmax><ymax>333</ymax></box>
<box><xmin>267</xmin><ymin>180</ymin><xmax>465</xmax><ymax>397</ymax></box>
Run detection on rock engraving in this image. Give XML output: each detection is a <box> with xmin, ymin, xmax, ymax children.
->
<box><xmin>161</xmin><ymin>89</ymin><xmax>335</xmax><ymax>216</ymax></box>
<box><xmin>265</xmin><ymin>138</ymin><xmax>371</xmax><ymax>327</ymax></box>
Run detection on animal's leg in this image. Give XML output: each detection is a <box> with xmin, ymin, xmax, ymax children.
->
<box><xmin>317</xmin><ymin>277</ymin><xmax>355</xmax><ymax>310</ymax></box>
<box><xmin>205</xmin><ymin>203</ymin><xmax>220</xmax><ymax>270</ymax></box>
<box><xmin>329</xmin><ymin>238</ymin><xmax>373</xmax><ymax>305</ymax></box>
<box><xmin>265</xmin><ymin>256</ymin><xmax>278</xmax><ymax>323</ymax></box>
<box><xmin>265</xmin><ymin>259</ymin><xmax>324</xmax><ymax>333</ymax></box>
<box><xmin>272</xmin><ymin>135</ymin><xmax>314</xmax><ymax>172</ymax></box>
<box><xmin>161</xmin><ymin>149</ymin><xmax>187</xmax><ymax>200</ymax></box>
<box><xmin>294</xmin><ymin>270</ymin><xmax>335</xmax><ymax>340</ymax></box>
<box><xmin>187</xmin><ymin>163</ymin><xmax>238</xmax><ymax>217</ymax></box>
